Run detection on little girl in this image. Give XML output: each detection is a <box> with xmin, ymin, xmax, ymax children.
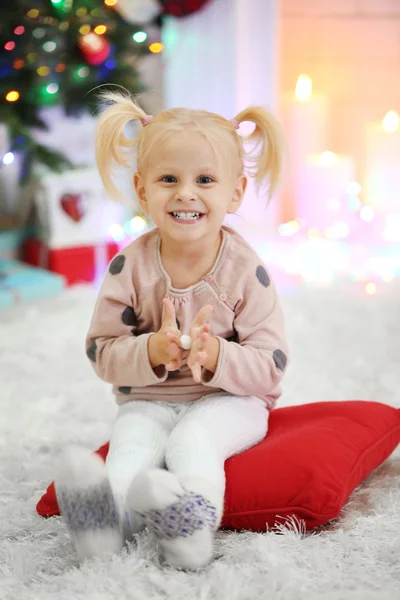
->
<box><xmin>55</xmin><ymin>92</ymin><xmax>289</xmax><ymax>570</ymax></box>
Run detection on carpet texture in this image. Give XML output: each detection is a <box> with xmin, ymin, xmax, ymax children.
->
<box><xmin>1</xmin><ymin>282</ymin><xmax>399</xmax><ymax>599</ymax></box>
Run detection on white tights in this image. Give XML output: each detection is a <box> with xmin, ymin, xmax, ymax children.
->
<box><xmin>106</xmin><ymin>392</ymin><xmax>269</xmax><ymax>533</ymax></box>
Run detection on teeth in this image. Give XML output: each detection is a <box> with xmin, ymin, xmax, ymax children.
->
<box><xmin>172</xmin><ymin>212</ymin><xmax>201</xmax><ymax>220</ymax></box>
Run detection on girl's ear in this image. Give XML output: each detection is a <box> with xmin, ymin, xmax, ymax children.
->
<box><xmin>134</xmin><ymin>172</ymin><xmax>148</xmax><ymax>212</ymax></box>
<box><xmin>228</xmin><ymin>174</ymin><xmax>247</xmax><ymax>214</ymax></box>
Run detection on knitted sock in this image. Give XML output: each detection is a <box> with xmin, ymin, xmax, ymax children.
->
<box><xmin>128</xmin><ymin>469</ymin><xmax>217</xmax><ymax>570</ymax></box>
<box><xmin>55</xmin><ymin>446</ymin><xmax>123</xmax><ymax>561</ymax></box>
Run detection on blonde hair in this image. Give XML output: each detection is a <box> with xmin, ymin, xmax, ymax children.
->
<box><xmin>95</xmin><ymin>90</ymin><xmax>285</xmax><ymax>204</ymax></box>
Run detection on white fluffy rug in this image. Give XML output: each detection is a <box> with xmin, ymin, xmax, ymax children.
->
<box><xmin>1</xmin><ymin>281</ymin><xmax>399</xmax><ymax>599</ymax></box>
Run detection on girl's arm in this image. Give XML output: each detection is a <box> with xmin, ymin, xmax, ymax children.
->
<box><xmin>85</xmin><ymin>254</ymin><xmax>168</xmax><ymax>387</ymax></box>
<box><xmin>200</xmin><ymin>271</ymin><xmax>289</xmax><ymax>404</ymax></box>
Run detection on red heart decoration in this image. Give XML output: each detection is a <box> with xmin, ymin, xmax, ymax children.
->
<box><xmin>60</xmin><ymin>193</ymin><xmax>86</xmax><ymax>222</ymax></box>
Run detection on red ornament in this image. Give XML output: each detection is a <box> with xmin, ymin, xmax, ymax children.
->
<box><xmin>78</xmin><ymin>33</ymin><xmax>111</xmax><ymax>66</ymax></box>
<box><xmin>159</xmin><ymin>0</ymin><xmax>210</xmax><ymax>17</ymax></box>
<box><xmin>60</xmin><ymin>193</ymin><xmax>87</xmax><ymax>222</ymax></box>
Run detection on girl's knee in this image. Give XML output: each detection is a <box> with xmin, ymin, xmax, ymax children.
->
<box><xmin>164</xmin><ymin>420</ymin><xmax>208</xmax><ymax>466</ymax></box>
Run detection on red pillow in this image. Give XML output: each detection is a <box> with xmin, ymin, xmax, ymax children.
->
<box><xmin>37</xmin><ymin>401</ymin><xmax>400</xmax><ymax>531</ymax></box>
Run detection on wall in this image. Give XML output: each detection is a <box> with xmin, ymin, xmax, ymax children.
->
<box><xmin>279</xmin><ymin>0</ymin><xmax>400</xmax><ymax>198</ymax></box>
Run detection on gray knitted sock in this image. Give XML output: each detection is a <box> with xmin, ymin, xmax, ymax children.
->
<box><xmin>55</xmin><ymin>447</ymin><xmax>123</xmax><ymax>561</ymax></box>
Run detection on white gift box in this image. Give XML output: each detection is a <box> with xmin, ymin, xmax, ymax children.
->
<box><xmin>33</xmin><ymin>167</ymin><xmax>126</xmax><ymax>249</ymax></box>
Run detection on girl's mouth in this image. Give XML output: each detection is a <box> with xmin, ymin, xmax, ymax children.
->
<box><xmin>169</xmin><ymin>211</ymin><xmax>206</xmax><ymax>223</ymax></box>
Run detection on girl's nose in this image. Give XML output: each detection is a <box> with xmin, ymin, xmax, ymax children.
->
<box><xmin>175</xmin><ymin>185</ymin><xmax>197</xmax><ymax>202</ymax></box>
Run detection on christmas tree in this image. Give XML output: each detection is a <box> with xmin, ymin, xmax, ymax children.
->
<box><xmin>0</xmin><ymin>0</ymin><xmax>160</xmax><ymax>179</ymax></box>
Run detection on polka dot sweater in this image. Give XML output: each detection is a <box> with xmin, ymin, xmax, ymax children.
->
<box><xmin>85</xmin><ymin>226</ymin><xmax>289</xmax><ymax>409</ymax></box>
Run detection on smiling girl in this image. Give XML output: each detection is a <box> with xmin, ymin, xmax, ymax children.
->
<box><xmin>55</xmin><ymin>93</ymin><xmax>289</xmax><ymax>569</ymax></box>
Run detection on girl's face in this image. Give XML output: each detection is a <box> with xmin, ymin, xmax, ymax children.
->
<box><xmin>134</xmin><ymin>131</ymin><xmax>246</xmax><ymax>248</ymax></box>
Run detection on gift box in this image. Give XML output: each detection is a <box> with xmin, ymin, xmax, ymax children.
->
<box><xmin>33</xmin><ymin>167</ymin><xmax>126</xmax><ymax>249</ymax></box>
<box><xmin>0</xmin><ymin>259</ymin><xmax>65</xmax><ymax>309</ymax></box>
<box><xmin>23</xmin><ymin>238</ymin><xmax>119</xmax><ymax>286</ymax></box>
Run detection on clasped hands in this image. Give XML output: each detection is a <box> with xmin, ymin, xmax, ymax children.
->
<box><xmin>148</xmin><ymin>298</ymin><xmax>214</xmax><ymax>383</ymax></box>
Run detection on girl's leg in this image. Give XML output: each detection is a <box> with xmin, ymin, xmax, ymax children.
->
<box><xmin>130</xmin><ymin>393</ymin><xmax>269</xmax><ymax>569</ymax></box>
<box><xmin>55</xmin><ymin>400</ymin><xmax>177</xmax><ymax>561</ymax></box>
<box><xmin>106</xmin><ymin>400</ymin><xmax>177</xmax><ymax>535</ymax></box>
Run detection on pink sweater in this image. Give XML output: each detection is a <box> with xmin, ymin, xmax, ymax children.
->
<box><xmin>86</xmin><ymin>226</ymin><xmax>289</xmax><ymax>409</ymax></box>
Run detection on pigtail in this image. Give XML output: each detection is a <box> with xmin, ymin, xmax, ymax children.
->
<box><xmin>234</xmin><ymin>106</ymin><xmax>286</xmax><ymax>202</ymax></box>
<box><xmin>95</xmin><ymin>91</ymin><xmax>147</xmax><ymax>200</ymax></box>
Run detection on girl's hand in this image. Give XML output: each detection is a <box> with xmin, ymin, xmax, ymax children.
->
<box><xmin>148</xmin><ymin>298</ymin><xmax>183</xmax><ymax>371</ymax></box>
<box><xmin>187</xmin><ymin>305</ymin><xmax>214</xmax><ymax>382</ymax></box>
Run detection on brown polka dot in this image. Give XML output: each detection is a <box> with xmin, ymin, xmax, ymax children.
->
<box><xmin>273</xmin><ymin>349</ymin><xmax>287</xmax><ymax>371</ymax></box>
<box><xmin>86</xmin><ymin>340</ymin><xmax>97</xmax><ymax>362</ymax></box>
<box><xmin>122</xmin><ymin>306</ymin><xmax>137</xmax><ymax>327</ymax></box>
<box><xmin>168</xmin><ymin>370</ymin><xmax>181</xmax><ymax>378</ymax></box>
<box><xmin>227</xmin><ymin>329</ymin><xmax>240</xmax><ymax>344</ymax></box>
<box><xmin>256</xmin><ymin>265</ymin><xmax>270</xmax><ymax>288</ymax></box>
<box><xmin>109</xmin><ymin>255</ymin><xmax>126</xmax><ymax>275</ymax></box>
<box><xmin>118</xmin><ymin>386</ymin><xmax>132</xmax><ymax>394</ymax></box>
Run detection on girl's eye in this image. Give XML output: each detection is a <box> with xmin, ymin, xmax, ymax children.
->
<box><xmin>198</xmin><ymin>176</ymin><xmax>213</xmax><ymax>184</ymax></box>
<box><xmin>161</xmin><ymin>176</ymin><xmax>176</xmax><ymax>183</ymax></box>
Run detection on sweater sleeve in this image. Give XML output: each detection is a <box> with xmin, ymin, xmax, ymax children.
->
<box><xmin>200</xmin><ymin>266</ymin><xmax>289</xmax><ymax>402</ymax></box>
<box><xmin>85</xmin><ymin>253</ymin><xmax>168</xmax><ymax>387</ymax></box>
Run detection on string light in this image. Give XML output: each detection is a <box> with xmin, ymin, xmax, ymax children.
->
<box><xmin>13</xmin><ymin>60</ymin><xmax>24</xmax><ymax>69</ymax></box>
<box><xmin>77</xmin><ymin>66</ymin><xmax>90</xmax><ymax>77</ymax></box>
<box><xmin>278</xmin><ymin>220</ymin><xmax>300</xmax><ymax>237</ymax></box>
<box><xmin>76</xmin><ymin>7</ymin><xmax>87</xmax><ymax>17</ymax></box>
<box><xmin>272</xmin><ymin>218</ymin><xmax>400</xmax><ymax>289</ymax></box>
<box><xmin>55</xmin><ymin>63</ymin><xmax>66</xmax><ymax>72</ymax></box>
<box><xmin>105</xmin><ymin>0</ymin><xmax>118</xmax><ymax>6</ymax></box>
<box><xmin>347</xmin><ymin>181</ymin><xmax>362</xmax><ymax>195</ymax></box>
<box><xmin>27</xmin><ymin>9</ymin><xmax>40</xmax><ymax>18</ymax></box>
<box><xmin>46</xmin><ymin>83</ymin><xmax>59</xmax><ymax>94</ymax></box>
<box><xmin>149</xmin><ymin>42</ymin><xmax>164</xmax><ymax>53</ymax></box>
<box><xmin>2</xmin><ymin>152</ymin><xmax>15</xmax><ymax>165</ymax></box>
<box><xmin>79</xmin><ymin>25</ymin><xmax>91</xmax><ymax>34</ymax></box>
<box><xmin>14</xmin><ymin>26</ymin><xmax>25</xmax><ymax>35</ymax></box>
<box><xmin>5</xmin><ymin>42</ymin><xmax>16</xmax><ymax>51</ymax></box>
<box><xmin>33</xmin><ymin>28</ymin><xmax>46</xmax><ymax>39</ymax></box>
<box><xmin>110</xmin><ymin>216</ymin><xmax>148</xmax><ymax>243</ymax></box>
<box><xmin>359</xmin><ymin>206</ymin><xmax>375</xmax><ymax>223</ymax></box>
<box><xmin>129</xmin><ymin>216</ymin><xmax>147</xmax><ymax>233</ymax></box>
<box><xmin>133</xmin><ymin>32</ymin><xmax>147</xmax><ymax>43</ymax></box>
<box><xmin>6</xmin><ymin>90</ymin><xmax>20</xmax><ymax>102</ymax></box>
<box><xmin>94</xmin><ymin>25</ymin><xmax>107</xmax><ymax>35</ymax></box>
<box><xmin>37</xmin><ymin>66</ymin><xmax>50</xmax><ymax>76</ymax></box>
<box><xmin>109</xmin><ymin>224</ymin><xmax>125</xmax><ymax>242</ymax></box>
<box><xmin>43</xmin><ymin>41</ymin><xmax>57</xmax><ymax>52</ymax></box>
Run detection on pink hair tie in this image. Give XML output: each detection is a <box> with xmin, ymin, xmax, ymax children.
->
<box><xmin>230</xmin><ymin>118</ymin><xmax>240</xmax><ymax>130</ymax></box>
<box><xmin>141</xmin><ymin>115</ymin><xmax>153</xmax><ymax>127</ymax></box>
